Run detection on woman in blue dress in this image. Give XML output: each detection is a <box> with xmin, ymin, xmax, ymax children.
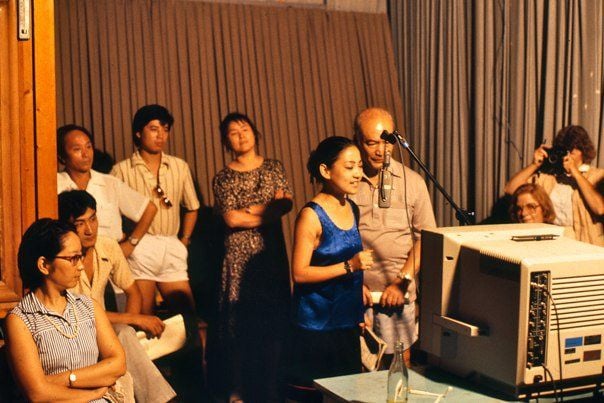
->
<box><xmin>288</xmin><ymin>136</ymin><xmax>374</xmax><ymax>401</ymax></box>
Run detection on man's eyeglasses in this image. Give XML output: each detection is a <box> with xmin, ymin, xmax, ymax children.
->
<box><xmin>154</xmin><ymin>183</ymin><xmax>173</xmax><ymax>208</ymax></box>
<box><xmin>515</xmin><ymin>203</ymin><xmax>541</xmax><ymax>214</ymax></box>
<box><xmin>55</xmin><ymin>254</ymin><xmax>85</xmax><ymax>265</ymax></box>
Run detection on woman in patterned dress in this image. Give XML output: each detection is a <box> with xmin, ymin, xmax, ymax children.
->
<box><xmin>212</xmin><ymin>112</ymin><xmax>293</xmax><ymax>402</ymax></box>
<box><xmin>4</xmin><ymin>219</ymin><xmax>126</xmax><ymax>402</ymax></box>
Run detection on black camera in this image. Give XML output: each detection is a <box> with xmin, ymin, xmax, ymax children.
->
<box><xmin>539</xmin><ymin>146</ymin><xmax>568</xmax><ymax>175</ymax></box>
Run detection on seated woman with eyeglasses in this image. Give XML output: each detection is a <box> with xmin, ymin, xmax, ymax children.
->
<box><xmin>509</xmin><ymin>183</ymin><xmax>556</xmax><ymax>224</ymax></box>
<box><xmin>4</xmin><ymin>218</ymin><xmax>127</xmax><ymax>402</ymax></box>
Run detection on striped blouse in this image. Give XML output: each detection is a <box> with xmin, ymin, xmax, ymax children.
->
<box><xmin>9</xmin><ymin>292</ymin><xmax>104</xmax><ymax>402</ymax></box>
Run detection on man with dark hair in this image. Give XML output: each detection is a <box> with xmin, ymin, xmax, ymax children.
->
<box><xmin>59</xmin><ymin>189</ymin><xmax>176</xmax><ymax>403</ymax></box>
<box><xmin>111</xmin><ymin>104</ymin><xmax>200</xmax><ymax>315</ymax></box>
<box><xmin>57</xmin><ymin>124</ymin><xmax>157</xmax><ymax>258</ymax></box>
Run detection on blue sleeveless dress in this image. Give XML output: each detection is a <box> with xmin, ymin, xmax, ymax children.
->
<box><xmin>292</xmin><ymin>200</ymin><xmax>364</xmax><ymax>330</ymax></box>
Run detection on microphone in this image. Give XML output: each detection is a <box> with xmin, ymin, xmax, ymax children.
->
<box><xmin>380</xmin><ymin>130</ymin><xmax>397</xmax><ymax>144</ymax></box>
<box><xmin>378</xmin><ymin>149</ymin><xmax>392</xmax><ymax>208</ymax></box>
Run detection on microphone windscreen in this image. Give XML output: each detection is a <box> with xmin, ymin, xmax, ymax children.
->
<box><xmin>380</xmin><ymin>130</ymin><xmax>396</xmax><ymax>144</ymax></box>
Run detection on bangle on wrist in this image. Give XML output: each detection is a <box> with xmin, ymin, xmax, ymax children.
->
<box><xmin>344</xmin><ymin>260</ymin><xmax>353</xmax><ymax>274</ymax></box>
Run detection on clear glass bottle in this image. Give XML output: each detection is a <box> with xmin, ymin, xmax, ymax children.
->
<box><xmin>387</xmin><ymin>341</ymin><xmax>409</xmax><ymax>403</ymax></box>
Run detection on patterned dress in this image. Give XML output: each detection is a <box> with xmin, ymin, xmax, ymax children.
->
<box><xmin>212</xmin><ymin>158</ymin><xmax>291</xmax><ymax>400</ymax></box>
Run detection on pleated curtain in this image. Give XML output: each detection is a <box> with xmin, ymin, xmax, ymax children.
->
<box><xmin>55</xmin><ymin>0</ymin><xmax>404</xmax><ymax>262</ymax></box>
<box><xmin>389</xmin><ymin>0</ymin><xmax>604</xmax><ymax>225</ymax></box>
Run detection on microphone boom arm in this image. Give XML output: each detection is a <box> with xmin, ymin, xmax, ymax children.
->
<box><xmin>383</xmin><ymin>131</ymin><xmax>475</xmax><ymax>225</ymax></box>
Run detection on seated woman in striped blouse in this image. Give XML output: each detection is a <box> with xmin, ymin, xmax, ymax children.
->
<box><xmin>4</xmin><ymin>218</ymin><xmax>126</xmax><ymax>402</ymax></box>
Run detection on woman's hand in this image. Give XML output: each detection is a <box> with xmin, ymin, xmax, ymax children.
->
<box><xmin>93</xmin><ymin>386</ymin><xmax>110</xmax><ymax>400</ymax></box>
<box><xmin>274</xmin><ymin>189</ymin><xmax>292</xmax><ymax>200</ymax></box>
<box><xmin>350</xmin><ymin>249</ymin><xmax>374</xmax><ymax>271</ymax></box>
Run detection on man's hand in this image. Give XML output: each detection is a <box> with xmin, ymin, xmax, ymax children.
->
<box><xmin>179</xmin><ymin>236</ymin><xmax>191</xmax><ymax>247</ymax></box>
<box><xmin>380</xmin><ymin>283</ymin><xmax>406</xmax><ymax>308</ymax></box>
<box><xmin>119</xmin><ymin>241</ymin><xmax>135</xmax><ymax>258</ymax></box>
<box><xmin>362</xmin><ymin>285</ymin><xmax>373</xmax><ymax>307</ymax></box>
<box><xmin>532</xmin><ymin>145</ymin><xmax>549</xmax><ymax>166</ymax></box>
<box><xmin>562</xmin><ymin>153</ymin><xmax>580</xmax><ymax>177</ymax></box>
<box><xmin>134</xmin><ymin>314</ymin><xmax>165</xmax><ymax>338</ymax></box>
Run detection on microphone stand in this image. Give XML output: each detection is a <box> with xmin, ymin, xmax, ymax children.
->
<box><xmin>385</xmin><ymin>131</ymin><xmax>475</xmax><ymax>225</ymax></box>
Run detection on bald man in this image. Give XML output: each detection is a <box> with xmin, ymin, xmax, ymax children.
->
<box><xmin>349</xmin><ymin>107</ymin><xmax>436</xmax><ymax>367</ymax></box>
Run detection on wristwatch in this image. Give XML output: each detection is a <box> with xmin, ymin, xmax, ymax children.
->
<box><xmin>344</xmin><ymin>260</ymin><xmax>353</xmax><ymax>274</ymax></box>
<box><xmin>68</xmin><ymin>372</ymin><xmax>77</xmax><ymax>387</ymax></box>
<box><xmin>128</xmin><ymin>236</ymin><xmax>140</xmax><ymax>246</ymax></box>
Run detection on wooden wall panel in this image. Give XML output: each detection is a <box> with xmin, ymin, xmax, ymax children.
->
<box><xmin>0</xmin><ymin>0</ymin><xmax>57</xmax><ymax>316</ymax></box>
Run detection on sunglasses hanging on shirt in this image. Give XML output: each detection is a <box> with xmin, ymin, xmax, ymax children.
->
<box><xmin>154</xmin><ymin>178</ymin><xmax>173</xmax><ymax>208</ymax></box>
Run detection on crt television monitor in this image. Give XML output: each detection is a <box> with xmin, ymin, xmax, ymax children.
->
<box><xmin>420</xmin><ymin>223</ymin><xmax>604</xmax><ymax>398</ymax></box>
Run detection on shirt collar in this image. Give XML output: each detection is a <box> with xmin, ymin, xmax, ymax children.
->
<box><xmin>88</xmin><ymin>169</ymin><xmax>105</xmax><ymax>186</ymax></box>
<box><xmin>61</xmin><ymin>170</ymin><xmax>104</xmax><ymax>189</ymax></box>
<box><xmin>361</xmin><ymin>159</ymin><xmax>403</xmax><ymax>183</ymax></box>
<box><xmin>389</xmin><ymin>159</ymin><xmax>404</xmax><ymax>177</ymax></box>
<box><xmin>93</xmin><ymin>238</ymin><xmax>110</xmax><ymax>264</ymax></box>
<box><xmin>579</xmin><ymin>164</ymin><xmax>590</xmax><ymax>173</ymax></box>
<box><xmin>20</xmin><ymin>291</ymin><xmax>81</xmax><ymax>315</ymax></box>
<box><xmin>131</xmin><ymin>150</ymin><xmax>170</xmax><ymax>169</ymax></box>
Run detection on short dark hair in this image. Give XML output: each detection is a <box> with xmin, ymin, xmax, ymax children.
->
<box><xmin>57</xmin><ymin>124</ymin><xmax>94</xmax><ymax>162</ymax></box>
<box><xmin>18</xmin><ymin>218</ymin><xmax>76</xmax><ymax>290</ymax></box>
<box><xmin>307</xmin><ymin>136</ymin><xmax>356</xmax><ymax>183</ymax></box>
<box><xmin>58</xmin><ymin>190</ymin><xmax>97</xmax><ymax>223</ymax></box>
<box><xmin>132</xmin><ymin>104</ymin><xmax>174</xmax><ymax>147</ymax></box>
<box><xmin>553</xmin><ymin>125</ymin><xmax>596</xmax><ymax>164</ymax></box>
<box><xmin>219</xmin><ymin>112</ymin><xmax>261</xmax><ymax>152</ymax></box>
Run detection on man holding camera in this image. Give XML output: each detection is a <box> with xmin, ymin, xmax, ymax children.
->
<box><xmin>504</xmin><ymin>125</ymin><xmax>604</xmax><ymax>246</ymax></box>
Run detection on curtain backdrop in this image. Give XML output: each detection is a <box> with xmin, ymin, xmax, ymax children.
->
<box><xmin>55</xmin><ymin>0</ymin><xmax>403</xmax><ymax>259</ymax></box>
<box><xmin>55</xmin><ymin>0</ymin><xmax>604</xmax><ymax>276</ymax></box>
<box><xmin>389</xmin><ymin>0</ymin><xmax>603</xmax><ymax>226</ymax></box>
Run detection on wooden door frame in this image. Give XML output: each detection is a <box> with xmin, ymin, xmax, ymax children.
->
<box><xmin>0</xmin><ymin>0</ymin><xmax>57</xmax><ymax>316</ymax></box>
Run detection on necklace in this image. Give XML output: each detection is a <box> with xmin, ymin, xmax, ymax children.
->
<box><xmin>43</xmin><ymin>299</ymin><xmax>80</xmax><ymax>339</ymax></box>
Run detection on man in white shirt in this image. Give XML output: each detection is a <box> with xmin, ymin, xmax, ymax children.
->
<box><xmin>56</xmin><ymin>124</ymin><xmax>157</xmax><ymax>258</ymax></box>
<box><xmin>59</xmin><ymin>189</ymin><xmax>176</xmax><ymax>403</ymax></box>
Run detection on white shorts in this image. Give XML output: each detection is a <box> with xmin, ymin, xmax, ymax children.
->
<box><xmin>127</xmin><ymin>235</ymin><xmax>189</xmax><ymax>282</ymax></box>
<box><xmin>365</xmin><ymin>302</ymin><xmax>417</xmax><ymax>354</ymax></box>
